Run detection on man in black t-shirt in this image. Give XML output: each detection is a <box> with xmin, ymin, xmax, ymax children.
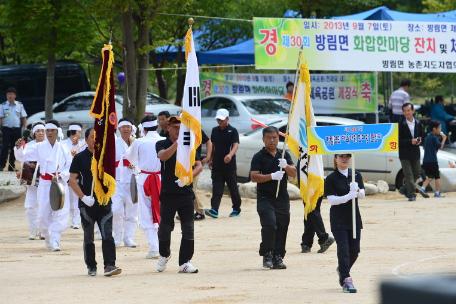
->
<box><xmin>155</xmin><ymin>116</ymin><xmax>203</xmax><ymax>273</ymax></box>
<box><xmin>69</xmin><ymin>128</ymin><xmax>121</xmax><ymax>277</ymax></box>
<box><xmin>205</xmin><ymin>108</ymin><xmax>242</xmax><ymax>218</ymax></box>
<box><xmin>250</xmin><ymin>126</ymin><xmax>296</xmax><ymax>269</ymax></box>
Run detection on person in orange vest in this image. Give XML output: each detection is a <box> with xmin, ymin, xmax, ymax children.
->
<box><xmin>284</xmin><ymin>81</ymin><xmax>294</xmax><ymax>101</ymax></box>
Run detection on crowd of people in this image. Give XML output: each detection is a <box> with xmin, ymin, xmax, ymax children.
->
<box><xmin>7</xmin><ymin>81</ymin><xmax>451</xmax><ymax>293</ymax></box>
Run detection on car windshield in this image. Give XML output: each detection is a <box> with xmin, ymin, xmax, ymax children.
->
<box><xmin>241</xmin><ymin>98</ymin><xmax>290</xmax><ymax>115</ymax></box>
<box><xmin>146</xmin><ymin>93</ymin><xmax>169</xmax><ymax>105</ymax></box>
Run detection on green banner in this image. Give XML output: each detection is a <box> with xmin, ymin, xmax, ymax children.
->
<box><xmin>254</xmin><ymin>17</ymin><xmax>456</xmax><ymax>72</ymax></box>
<box><xmin>200</xmin><ymin>72</ymin><xmax>378</xmax><ymax>114</ymax></box>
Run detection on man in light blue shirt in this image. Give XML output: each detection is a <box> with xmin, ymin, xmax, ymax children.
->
<box><xmin>0</xmin><ymin>87</ymin><xmax>27</xmax><ymax>171</ymax></box>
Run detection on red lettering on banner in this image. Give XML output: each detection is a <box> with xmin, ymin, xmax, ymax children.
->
<box><xmin>259</xmin><ymin>28</ymin><xmax>278</xmax><ymax>56</ymax></box>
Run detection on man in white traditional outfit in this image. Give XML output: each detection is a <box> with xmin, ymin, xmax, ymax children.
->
<box><xmin>112</xmin><ymin>118</ymin><xmax>138</xmax><ymax>248</ymax></box>
<box><xmin>14</xmin><ymin>122</ymin><xmax>46</xmax><ymax>240</ymax></box>
<box><xmin>15</xmin><ymin>120</ymin><xmax>72</xmax><ymax>251</ymax></box>
<box><xmin>61</xmin><ymin>123</ymin><xmax>86</xmax><ymax>229</ymax></box>
<box><xmin>124</xmin><ymin>115</ymin><xmax>164</xmax><ymax>259</ymax></box>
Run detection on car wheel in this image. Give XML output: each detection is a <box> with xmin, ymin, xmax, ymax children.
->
<box><xmin>395</xmin><ymin>170</ymin><xmax>404</xmax><ymax>190</ymax></box>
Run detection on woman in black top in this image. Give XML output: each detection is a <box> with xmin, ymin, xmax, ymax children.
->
<box><xmin>324</xmin><ymin>154</ymin><xmax>365</xmax><ymax>293</ymax></box>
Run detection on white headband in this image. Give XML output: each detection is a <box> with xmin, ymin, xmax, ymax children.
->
<box><xmin>32</xmin><ymin>124</ymin><xmax>45</xmax><ymax>134</ymax></box>
<box><xmin>118</xmin><ymin>121</ymin><xmax>133</xmax><ymax>128</ymax></box>
<box><xmin>142</xmin><ymin>120</ymin><xmax>158</xmax><ymax>128</ymax></box>
<box><xmin>45</xmin><ymin>123</ymin><xmax>64</xmax><ymax>140</ymax></box>
<box><xmin>68</xmin><ymin>125</ymin><xmax>82</xmax><ymax>131</ymax></box>
<box><xmin>45</xmin><ymin>123</ymin><xmax>58</xmax><ymax>130</ymax></box>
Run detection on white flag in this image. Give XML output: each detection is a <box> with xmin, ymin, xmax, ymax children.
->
<box><xmin>286</xmin><ymin>62</ymin><xmax>324</xmax><ymax>217</ymax></box>
<box><xmin>175</xmin><ymin>28</ymin><xmax>202</xmax><ymax>185</ymax></box>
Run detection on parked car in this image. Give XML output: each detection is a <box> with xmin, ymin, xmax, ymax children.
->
<box><xmin>236</xmin><ymin>117</ymin><xmax>456</xmax><ymax>189</ymax></box>
<box><xmin>201</xmin><ymin>94</ymin><xmax>290</xmax><ymax>136</ymax></box>
<box><xmin>27</xmin><ymin>91</ymin><xmax>181</xmax><ymax>130</ymax></box>
<box><xmin>0</xmin><ymin>62</ymin><xmax>90</xmax><ymax>115</ymax></box>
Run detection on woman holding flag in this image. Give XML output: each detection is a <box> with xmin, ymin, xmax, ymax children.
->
<box><xmin>324</xmin><ymin>154</ymin><xmax>365</xmax><ymax>293</ymax></box>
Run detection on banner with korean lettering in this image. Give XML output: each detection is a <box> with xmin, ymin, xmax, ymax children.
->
<box><xmin>254</xmin><ymin>17</ymin><xmax>456</xmax><ymax>73</ymax></box>
<box><xmin>200</xmin><ymin>72</ymin><xmax>377</xmax><ymax>114</ymax></box>
<box><xmin>307</xmin><ymin>123</ymin><xmax>398</xmax><ymax>155</ymax></box>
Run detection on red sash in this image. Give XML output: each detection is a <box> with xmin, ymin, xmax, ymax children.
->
<box><xmin>142</xmin><ymin>170</ymin><xmax>161</xmax><ymax>224</ymax></box>
<box><xmin>115</xmin><ymin>159</ymin><xmax>131</xmax><ymax>167</ymax></box>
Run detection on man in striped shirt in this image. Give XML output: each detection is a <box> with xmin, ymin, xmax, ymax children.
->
<box><xmin>388</xmin><ymin>79</ymin><xmax>411</xmax><ymax>123</ymax></box>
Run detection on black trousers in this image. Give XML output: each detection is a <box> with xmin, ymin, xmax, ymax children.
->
<box><xmin>257</xmin><ymin>196</ymin><xmax>290</xmax><ymax>257</ymax></box>
<box><xmin>301</xmin><ymin>198</ymin><xmax>329</xmax><ymax>248</ymax></box>
<box><xmin>158</xmin><ymin>193</ymin><xmax>195</xmax><ymax>266</ymax></box>
<box><xmin>210</xmin><ymin>169</ymin><xmax>242</xmax><ymax>212</ymax></box>
<box><xmin>80</xmin><ymin>204</ymin><xmax>116</xmax><ymax>269</ymax></box>
<box><xmin>0</xmin><ymin>127</ymin><xmax>21</xmax><ymax>171</ymax></box>
<box><xmin>332</xmin><ymin>229</ymin><xmax>361</xmax><ymax>285</ymax></box>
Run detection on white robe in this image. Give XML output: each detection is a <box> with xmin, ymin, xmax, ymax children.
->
<box><xmin>14</xmin><ymin>140</ymin><xmax>40</xmax><ymax>237</ymax></box>
<box><xmin>111</xmin><ymin>136</ymin><xmax>137</xmax><ymax>245</ymax></box>
<box><xmin>15</xmin><ymin>140</ymin><xmax>72</xmax><ymax>246</ymax></box>
<box><xmin>61</xmin><ymin>138</ymin><xmax>86</xmax><ymax>227</ymax></box>
<box><xmin>124</xmin><ymin>131</ymin><xmax>164</xmax><ymax>252</ymax></box>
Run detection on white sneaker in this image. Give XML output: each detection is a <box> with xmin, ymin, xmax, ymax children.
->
<box><xmin>179</xmin><ymin>261</ymin><xmax>199</xmax><ymax>273</ymax></box>
<box><xmin>124</xmin><ymin>239</ymin><xmax>137</xmax><ymax>248</ymax></box>
<box><xmin>146</xmin><ymin>251</ymin><xmax>159</xmax><ymax>259</ymax></box>
<box><xmin>156</xmin><ymin>255</ymin><xmax>171</xmax><ymax>272</ymax></box>
<box><xmin>28</xmin><ymin>234</ymin><xmax>36</xmax><ymax>240</ymax></box>
<box><xmin>50</xmin><ymin>240</ymin><xmax>61</xmax><ymax>252</ymax></box>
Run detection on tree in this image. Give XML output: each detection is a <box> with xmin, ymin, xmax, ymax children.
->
<box><xmin>4</xmin><ymin>0</ymin><xmax>96</xmax><ymax>120</ymax></box>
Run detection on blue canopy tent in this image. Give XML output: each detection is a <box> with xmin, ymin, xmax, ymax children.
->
<box><xmin>198</xmin><ymin>39</ymin><xmax>254</xmax><ymax>65</ymax></box>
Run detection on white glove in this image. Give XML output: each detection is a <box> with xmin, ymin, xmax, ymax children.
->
<box><xmin>175</xmin><ymin>179</ymin><xmax>185</xmax><ymax>187</ymax></box>
<box><xmin>81</xmin><ymin>195</ymin><xmax>95</xmax><ymax>207</ymax></box>
<box><xmin>271</xmin><ymin>171</ymin><xmax>285</xmax><ymax>181</ymax></box>
<box><xmin>347</xmin><ymin>190</ymin><xmax>358</xmax><ymax>200</ymax></box>
<box><xmin>278</xmin><ymin>158</ymin><xmax>288</xmax><ymax>169</ymax></box>
<box><xmin>349</xmin><ymin>182</ymin><xmax>359</xmax><ymax>192</ymax></box>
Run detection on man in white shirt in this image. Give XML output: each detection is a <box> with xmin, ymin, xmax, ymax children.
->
<box><xmin>124</xmin><ymin>115</ymin><xmax>165</xmax><ymax>259</ymax></box>
<box><xmin>61</xmin><ymin>123</ymin><xmax>86</xmax><ymax>229</ymax></box>
<box><xmin>15</xmin><ymin>120</ymin><xmax>72</xmax><ymax>251</ymax></box>
<box><xmin>112</xmin><ymin>118</ymin><xmax>138</xmax><ymax>248</ymax></box>
<box><xmin>388</xmin><ymin>79</ymin><xmax>411</xmax><ymax>123</ymax></box>
<box><xmin>0</xmin><ymin>87</ymin><xmax>27</xmax><ymax>171</ymax></box>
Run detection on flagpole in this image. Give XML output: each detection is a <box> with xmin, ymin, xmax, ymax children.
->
<box><xmin>352</xmin><ymin>154</ymin><xmax>357</xmax><ymax>239</ymax></box>
<box><xmin>275</xmin><ymin>48</ymin><xmax>303</xmax><ymax>198</ymax></box>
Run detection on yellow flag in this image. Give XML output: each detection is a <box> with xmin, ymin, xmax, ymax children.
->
<box><xmin>175</xmin><ymin>28</ymin><xmax>202</xmax><ymax>185</ymax></box>
<box><xmin>286</xmin><ymin>61</ymin><xmax>324</xmax><ymax>218</ymax></box>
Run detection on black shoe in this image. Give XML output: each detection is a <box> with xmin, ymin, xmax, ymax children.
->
<box><xmin>194</xmin><ymin>212</ymin><xmax>205</xmax><ymax>221</ymax></box>
<box><xmin>272</xmin><ymin>255</ymin><xmax>287</xmax><ymax>269</ymax></box>
<box><xmin>104</xmin><ymin>265</ymin><xmax>122</xmax><ymax>276</ymax></box>
<box><xmin>417</xmin><ymin>187</ymin><xmax>430</xmax><ymax>198</ymax></box>
<box><xmin>301</xmin><ymin>245</ymin><xmax>311</xmax><ymax>253</ymax></box>
<box><xmin>88</xmin><ymin>267</ymin><xmax>97</xmax><ymax>276</ymax></box>
<box><xmin>408</xmin><ymin>195</ymin><xmax>416</xmax><ymax>201</ymax></box>
<box><xmin>262</xmin><ymin>252</ymin><xmax>273</xmax><ymax>269</ymax></box>
<box><xmin>317</xmin><ymin>236</ymin><xmax>335</xmax><ymax>253</ymax></box>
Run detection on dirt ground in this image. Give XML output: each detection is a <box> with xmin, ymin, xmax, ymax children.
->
<box><xmin>0</xmin><ymin>190</ymin><xmax>455</xmax><ymax>304</ymax></box>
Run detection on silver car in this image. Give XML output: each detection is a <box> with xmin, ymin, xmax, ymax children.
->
<box><xmin>27</xmin><ymin>91</ymin><xmax>181</xmax><ymax>130</ymax></box>
<box><xmin>201</xmin><ymin>94</ymin><xmax>290</xmax><ymax>136</ymax></box>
